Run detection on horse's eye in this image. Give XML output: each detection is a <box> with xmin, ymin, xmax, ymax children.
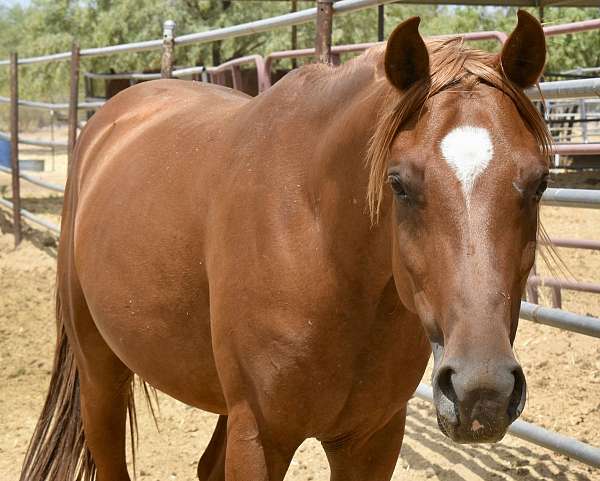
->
<box><xmin>533</xmin><ymin>177</ymin><xmax>548</xmax><ymax>202</ymax></box>
<box><xmin>387</xmin><ymin>175</ymin><xmax>408</xmax><ymax>200</ymax></box>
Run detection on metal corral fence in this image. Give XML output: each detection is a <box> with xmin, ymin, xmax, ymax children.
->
<box><xmin>546</xmin><ymin>98</ymin><xmax>600</xmax><ymax>144</ymax></box>
<box><xmin>0</xmin><ymin>0</ymin><xmax>599</xmax><ymax>469</ymax></box>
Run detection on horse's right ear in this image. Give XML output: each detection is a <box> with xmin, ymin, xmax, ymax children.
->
<box><xmin>385</xmin><ymin>17</ymin><xmax>430</xmax><ymax>91</ymax></box>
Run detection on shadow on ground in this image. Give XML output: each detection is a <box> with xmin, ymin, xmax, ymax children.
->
<box><xmin>0</xmin><ymin>208</ymin><xmax>58</xmax><ymax>258</ymax></box>
<box><xmin>18</xmin><ymin>196</ymin><xmax>64</xmax><ymax>217</ymax></box>
<box><xmin>401</xmin><ymin>401</ymin><xmax>595</xmax><ymax>481</ymax></box>
<box><xmin>550</xmin><ymin>169</ymin><xmax>600</xmax><ymax>189</ymax></box>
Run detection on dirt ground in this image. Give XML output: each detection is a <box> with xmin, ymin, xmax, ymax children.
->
<box><xmin>0</xmin><ymin>145</ymin><xmax>599</xmax><ymax>481</ymax></box>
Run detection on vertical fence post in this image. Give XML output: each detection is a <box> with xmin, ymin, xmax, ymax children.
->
<box><xmin>9</xmin><ymin>52</ymin><xmax>22</xmax><ymax>246</ymax></box>
<box><xmin>580</xmin><ymin>99</ymin><xmax>588</xmax><ymax>143</ymax></box>
<box><xmin>50</xmin><ymin>109</ymin><xmax>56</xmax><ymax>171</ymax></box>
<box><xmin>315</xmin><ymin>0</ymin><xmax>334</xmax><ymax>64</ymax></box>
<box><xmin>67</xmin><ymin>41</ymin><xmax>80</xmax><ymax>168</ymax></box>
<box><xmin>378</xmin><ymin>4</ymin><xmax>385</xmax><ymax>42</ymax></box>
<box><xmin>161</xmin><ymin>20</ymin><xmax>176</xmax><ymax>78</ymax></box>
<box><xmin>551</xmin><ymin>286</ymin><xmax>562</xmax><ymax>309</ymax></box>
<box><xmin>291</xmin><ymin>0</ymin><xmax>298</xmax><ymax>69</ymax></box>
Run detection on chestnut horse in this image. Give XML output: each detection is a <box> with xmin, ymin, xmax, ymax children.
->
<box><xmin>22</xmin><ymin>11</ymin><xmax>551</xmax><ymax>481</ymax></box>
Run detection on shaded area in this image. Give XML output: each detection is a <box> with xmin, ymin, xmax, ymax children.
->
<box><xmin>0</xmin><ymin>207</ymin><xmax>57</xmax><ymax>258</ymax></box>
<box><xmin>17</xmin><ymin>195</ymin><xmax>64</xmax><ymax>217</ymax></box>
<box><xmin>400</xmin><ymin>400</ymin><xmax>596</xmax><ymax>481</ymax></box>
<box><xmin>550</xmin><ymin>170</ymin><xmax>600</xmax><ymax>189</ymax></box>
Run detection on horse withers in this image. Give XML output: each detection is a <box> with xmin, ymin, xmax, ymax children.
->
<box><xmin>21</xmin><ymin>11</ymin><xmax>550</xmax><ymax>481</ymax></box>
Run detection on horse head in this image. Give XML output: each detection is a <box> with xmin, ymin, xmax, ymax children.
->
<box><xmin>370</xmin><ymin>11</ymin><xmax>550</xmax><ymax>443</ymax></box>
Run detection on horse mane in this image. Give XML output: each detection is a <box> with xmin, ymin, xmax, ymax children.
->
<box><xmin>365</xmin><ymin>37</ymin><xmax>553</xmax><ymax>222</ymax></box>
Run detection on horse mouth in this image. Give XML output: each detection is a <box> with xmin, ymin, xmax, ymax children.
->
<box><xmin>436</xmin><ymin>409</ymin><xmax>509</xmax><ymax>444</ymax></box>
<box><xmin>432</xmin><ymin>371</ymin><xmax>519</xmax><ymax>444</ymax></box>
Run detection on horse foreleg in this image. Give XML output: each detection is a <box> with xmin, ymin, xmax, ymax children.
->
<box><xmin>197</xmin><ymin>415</ymin><xmax>227</xmax><ymax>481</ymax></box>
<box><xmin>224</xmin><ymin>404</ymin><xmax>298</xmax><ymax>481</ymax></box>
<box><xmin>322</xmin><ymin>407</ymin><xmax>407</xmax><ymax>481</ymax></box>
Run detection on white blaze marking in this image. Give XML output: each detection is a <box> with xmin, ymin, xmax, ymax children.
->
<box><xmin>440</xmin><ymin>126</ymin><xmax>494</xmax><ymax>205</ymax></box>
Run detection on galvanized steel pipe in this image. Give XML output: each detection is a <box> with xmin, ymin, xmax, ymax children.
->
<box><xmin>543</xmin><ymin>18</ymin><xmax>600</xmax><ymax>36</ymax></box>
<box><xmin>0</xmin><ymin>131</ymin><xmax>68</xmax><ymax>148</ymax></box>
<box><xmin>528</xmin><ymin>276</ymin><xmax>600</xmax><ymax>295</ymax></box>
<box><xmin>175</xmin><ymin>0</ymin><xmax>398</xmax><ymax>48</ymax></box>
<box><xmin>1</xmin><ymin>8</ymin><xmax>598</xmax><ymax>68</ymax></box>
<box><xmin>541</xmin><ymin>188</ymin><xmax>600</xmax><ymax>209</ymax></box>
<box><xmin>0</xmin><ymin>0</ymin><xmax>399</xmax><ymax>66</ymax></box>
<box><xmin>526</xmin><ymin>78</ymin><xmax>600</xmax><ymax>100</ymax></box>
<box><xmin>552</xmin><ymin>143</ymin><xmax>600</xmax><ymax>156</ymax></box>
<box><xmin>84</xmin><ymin>71</ymin><xmax>160</xmax><ymax>81</ymax></box>
<box><xmin>0</xmin><ymin>166</ymin><xmax>64</xmax><ymax>193</ymax></box>
<box><xmin>544</xmin><ymin>237</ymin><xmax>600</xmax><ymax>251</ymax></box>
<box><xmin>0</xmin><ymin>96</ymin><xmax>104</xmax><ymax>111</ymax></box>
<box><xmin>520</xmin><ymin>301</ymin><xmax>600</xmax><ymax>338</ymax></box>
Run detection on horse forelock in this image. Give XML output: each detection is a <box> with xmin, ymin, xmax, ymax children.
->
<box><xmin>364</xmin><ymin>37</ymin><xmax>552</xmax><ymax>223</ymax></box>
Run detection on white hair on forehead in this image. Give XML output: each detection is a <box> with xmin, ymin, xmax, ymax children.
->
<box><xmin>440</xmin><ymin>126</ymin><xmax>494</xmax><ymax>205</ymax></box>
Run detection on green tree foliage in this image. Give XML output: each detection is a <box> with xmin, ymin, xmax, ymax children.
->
<box><xmin>0</xmin><ymin>1</ymin><xmax>597</xmax><ymax>102</ymax></box>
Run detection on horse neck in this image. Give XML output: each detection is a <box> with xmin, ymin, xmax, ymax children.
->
<box><xmin>295</xmin><ymin>66</ymin><xmax>394</xmax><ymax>286</ymax></box>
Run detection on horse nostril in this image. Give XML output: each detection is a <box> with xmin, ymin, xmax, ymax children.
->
<box><xmin>437</xmin><ymin>366</ymin><xmax>458</xmax><ymax>405</ymax></box>
<box><xmin>507</xmin><ymin>367</ymin><xmax>527</xmax><ymax>421</ymax></box>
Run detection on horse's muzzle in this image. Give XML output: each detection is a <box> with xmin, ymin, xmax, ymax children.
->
<box><xmin>431</xmin><ymin>357</ymin><xmax>526</xmax><ymax>443</ymax></box>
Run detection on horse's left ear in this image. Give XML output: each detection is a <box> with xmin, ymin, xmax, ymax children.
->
<box><xmin>500</xmin><ymin>10</ymin><xmax>546</xmax><ymax>88</ymax></box>
<box><xmin>385</xmin><ymin>17</ymin><xmax>430</xmax><ymax>91</ymax></box>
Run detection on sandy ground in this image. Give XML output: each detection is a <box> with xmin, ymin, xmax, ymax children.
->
<box><xmin>0</xmin><ymin>147</ymin><xmax>599</xmax><ymax>481</ymax></box>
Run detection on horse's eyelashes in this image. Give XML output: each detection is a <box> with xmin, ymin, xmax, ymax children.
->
<box><xmin>387</xmin><ymin>175</ymin><xmax>408</xmax><ymax>199</ymax></box>
<box><xmin>534</xmin><ymin>179</ymin><xmax>548</xmax><ymax>202</ymax></box>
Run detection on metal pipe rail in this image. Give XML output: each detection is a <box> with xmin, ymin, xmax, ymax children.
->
<box><xmin>5</xmin><ymin>5</ymin><xmax>598</xmax><ymax>68</ymax></box>
<box><xmin>6</xmin><ymin>76</ymin><xmax>598</xmax><ymax>116</ymax></box>
<box><xmin>543</xmin><ymin>18</ymin><xmax>600</xmax><ymax>37</ymax></box>
<box><xmin>0</xmin><ymin>96</ymin><xmax>104</xmax><ymax>111</ymax></box>
<box><xmin>265</xmin><ymin>30</ymin><xmax>507</xmax><ymax>74</ymax></box>
<box><xmin>520</xmin><ymin>301</ymin><xmax>600</xmax><ymax>338</ymax></box>
<box><xmin>0</xmin><ymin>131</ymin><xmax>67</xmax><ymax>148</ymax></box>
<box><xmin>0</xmin><ymin>0</ymin><xmax>399</xmax><ymax>66</ymax></box>
<box><xmin>541</xmin><ymin>188</ymin><xmax>600</xmax><ymax>209</ymax></box>
<box><xmin>527</xmin><ymin>78</ymin><xmax>600</xmax><ymax>100</ymax></box>
<box><xmin>84</xmin><ymin>67</ymin><xmax>201</xmax><ymax>80</ymax></box>
<box><xmin>414</xmin><ymin>384</ymin><xmax>600</xmax><ymax>468</ymax></box>
<box><xmin>84</xmin><ymin>71</ymin><xmax>160</xmax><ymax>80</ymax></box>
<box><xmin>552</xmin><ymin>143</ymin><xmax>600</xmax><ymax>156</ymax></box>
<box><xmin>0</xmin><ymin>198</ymin><xmax>60</xmax><ymax>234</ymax></box>
<box><xmin>543</xmin><ymin>237</ymin><xmax>600</xmax><ymax>250</ymax></box>
<box><xmin>0</xmin><ymin>165</ymin><xmax>64</xmax><ymax>193</ymax></box>
<box><xmin>528</xmin><ymin>276</ymin><xmax>600</xmax><ymax>296</ymax></box>
<box><xmin>109</xmin><ymin>66</ymin><xmax>205</xmax><ymax>79</ymax></box>
<box><xmin>564</xmin><ymin>66</ymin><xmax>600</xmax><ymax>76</ymax></box>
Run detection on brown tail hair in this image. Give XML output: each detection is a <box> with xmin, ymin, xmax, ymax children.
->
<box><xmin>19</xmin><ymin>292</ymin><xmax>146</xmax><ymax>480</ymax></box>
<box><xmin>19</xmin><ymin>293</ymin><xmax>96</xmax><ymax>481</ymax></box>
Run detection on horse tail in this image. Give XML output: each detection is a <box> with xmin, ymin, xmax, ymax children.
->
<box><xmin>19</xmin><ymin>291</ymin><xmax>96</xmax><ymax>481</ymax></box>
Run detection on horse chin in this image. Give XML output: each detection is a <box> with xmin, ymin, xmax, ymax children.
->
<box><xmin>436</xmin><ymin>410</ymin><xmax>509</xmax><ymax>444</ymax></box>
